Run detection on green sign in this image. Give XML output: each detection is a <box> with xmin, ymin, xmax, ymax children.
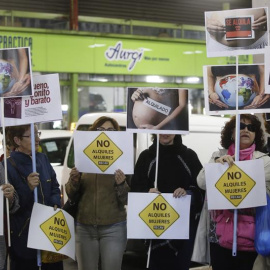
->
<box><xmin>0</xmin><ymin>30</ymin><xmax>251</xmax><ymax>76</ymax></box>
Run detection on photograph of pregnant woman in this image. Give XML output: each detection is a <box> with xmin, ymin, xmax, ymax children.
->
<box><xmin>0</xmin><ymin>47</ymin><xmax>32</xmax><ymax>97</ymax></box>
<box><xmin>126</xmin><ymin>87</ymin><xmax>189</xmax><ymax>134</ymax></box>
<box><xmin>205</xmin><ymin>7</ymin><xmax>268</xmax><ymax>57</ymax></box>
<box><xmin>203</xmin><ymin>64</ymin><xmax>270</xmax><ymax>115</ymax></box>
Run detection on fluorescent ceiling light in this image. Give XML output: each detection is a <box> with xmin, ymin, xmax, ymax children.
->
<box><xmin>185</xmin><ymin>77</ymin><xmax>200</xmax><ymax>83</ymax></box>
<box><xmin>91</xmin><ymin>77</ymin><xmax>108</xmax><ymax>82</ymax></box>
<box><xmin>146</xmin><ymin>76</ymin><xmax>164</xmax><ymax>83</ymax></box>
<box><xmin>195</xmin><ymin>50</ymin><xmax>203</xmax><ymax>54</ymax></box>
<box><xmin>183</xmin><ymin>51</ymin><xmax>194</xmax><ymax>54</ymax></box>
<box><xmin>88</xmin><ymin>44</ymin><xmax>106</xmax><ymax>48</ymax></box>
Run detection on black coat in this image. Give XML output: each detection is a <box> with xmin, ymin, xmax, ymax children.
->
<box><xmin>131</xmin><ymin>136</ymin><xmax>204</xmax><ymax>215</ymax></box>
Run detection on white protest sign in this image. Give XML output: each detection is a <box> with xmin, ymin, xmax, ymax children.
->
<box><xmin>74</xmin><ymin>131</ymin><xmax>133</xmax><ymax>174</ymax></box>
<box><xmin>27</xmin><ymin>203</ymin><xmax>75</xmax><ymax>260</ymax></box>
<box><xmin>0</xmin><ymin>74</ymin><xmax>62</xmax><ymax>126</ymax></box>
<box><xmin>205</xmin><ymin>159</ymin><xmax>267</xmax><ymax>210</ymax></box>
<box><xmin>127</xmin><ymin>193</ymin><xmax>191</xmax><ymax>239</ymax></box>
<box><xmin>0</xmin><ymin>190</ymin><xmax>3</xmax><ymax>235</ymax></box>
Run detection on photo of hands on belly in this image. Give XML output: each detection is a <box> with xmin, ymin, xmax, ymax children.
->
<box><xmin>206</xmin><ymin>64</ymin><xmax>270</xmax><ymax>114</ymax></box>
<box><xmin>205</xmin><ymin>7</ymin><xmax>268</xmax><ymax>56</ymax></box>
<box><xmin>0</xmin><ymin>48</ymin><xmax>32</xmax><ymax>97</ymax></box>
<box><xmin>127</xmin><ymin>87</ymin><xmax>188</xmax><ymax>133</ymax></box>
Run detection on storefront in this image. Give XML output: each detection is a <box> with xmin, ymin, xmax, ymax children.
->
<box><xmin>0</xmin><ymin>28</ymin><xmax>251</xmax><ymax>128</ymax></box>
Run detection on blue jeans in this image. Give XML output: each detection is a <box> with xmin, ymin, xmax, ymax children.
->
<box><xmin>75</xmin><ymin>222</ymin><xmax>127</xmax><ymax>270</ymax></box>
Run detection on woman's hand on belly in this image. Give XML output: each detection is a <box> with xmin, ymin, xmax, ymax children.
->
<box><xmin>253</xmin><ymin>15</ymin><xmax>267</xmax><ymax>30</ymax></box>
<box><xmin>244</xmin><ymin>94</ymin><xmax>270</xmax><ymax>109</ymax></box>
<box><xmin>209</xmin><ymin>92</ymin><xmax>229</xmax><ymax>108</ymax></box>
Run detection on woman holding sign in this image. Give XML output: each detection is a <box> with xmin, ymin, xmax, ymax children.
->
<box><xmin>196</xmin><ymin>114</ymin><xmax>270</xmax><ymax>270</ymax></box>
<box><xmin>0</xmin><ymin>163</ymin><xmax>19</xmax><ymax>270</ymax></box>
<box><xmin>131</xmin><ymin>134</ymin><xmax>204</xmax><ymax>270</ymax></box>
<box><xmin>5</xmin><ymin>124</ymin><xmax>62</xmax><ymax>270</ymax></box>
<box><xmin>65</xmin><ymin>116</ymin><xmax>130</xmax><ymax>270</ymax></box>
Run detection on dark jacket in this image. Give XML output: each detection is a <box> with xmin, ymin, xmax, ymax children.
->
<box><xmin>131</xmin><ymin>136</ymin><xmax>204</xmax><ymax>215</ymax></box>
<box><xmin>6</xmin><ymin>151</ymin><xmax>61</xmax><ymax>260</ymax></box>
<box><xmin>131</xmin><ymin>135</ymin><xmax>204</xmax><ymax>253</ymax></box>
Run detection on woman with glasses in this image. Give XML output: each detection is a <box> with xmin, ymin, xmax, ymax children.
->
<box><xmin>196</xmin><ymin>114</ymin><xmax>270</xmax><ymax>270</ymax></box>
<box><xmin>65</xmin><ymin>116</ymin><xmax>130</xmax><ymax>270</ymax></box>
<box><xmin>5</xmin><ymin>124</ymin><xmax>62</xmax><ymax>270</ymax></box>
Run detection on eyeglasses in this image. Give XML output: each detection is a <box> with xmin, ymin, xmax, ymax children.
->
<box><xmin>240</xmin><ymin>123</ymin><xmax>256</xmax><ymax>132</ymax></box>
<box><xmin>21</xmin><ymin>131</ymin><xmax>42</xmax><ymax>138</ymax></box>
<box><xmin>96</xmin><ymin>127</ymin><xmax>116</xmax><ymax>131</ymax></box>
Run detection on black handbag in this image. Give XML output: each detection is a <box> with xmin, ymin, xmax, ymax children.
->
<box><xmin>62</xmin><ymin>192</ymin><xmax>80</xmax><ymax>219</ymax></box>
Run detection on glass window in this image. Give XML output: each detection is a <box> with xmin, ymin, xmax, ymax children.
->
<box><xmin>39</xmin><ymin>137</ymin><xmax>70</xmax><ymax>165</ymax></box>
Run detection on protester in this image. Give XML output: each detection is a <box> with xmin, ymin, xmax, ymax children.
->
<box><xmin>131</xmin><ymin>134</ymin><xmax>204</xmax><ymax>270</ymax></box>
<box><xmin>5</xmin><ymin>124</ymin><xmax>62</xmax><ymax>270</ymax></box>
<box><xmin>65</xmin><ymin>116</ymin><xmax>130</xmax><ymax>270</ymax></box>
<box><xmin>0</xmin><ymin>163</ymin><xmax>19</xmax><ymax>270</ymax></box>
<box><xmin>196</xmin><ymin>114</ymin><xmax>270</xmax><ymax>270</ymax></box>
<box><xmin>252</xmin><ymin>114</ymin><xmax>270</xmax><ymax>270</ymax></box>
<box><xmin>0</xmin><ymin>127</ymin><xmax>14</xmax><ymax>162</ymax></box>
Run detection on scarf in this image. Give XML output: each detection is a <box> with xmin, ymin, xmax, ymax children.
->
<box><xmin>227</xmin><ymin>143</ymin><xmax>255</xmax><ymax>161</ymax></box>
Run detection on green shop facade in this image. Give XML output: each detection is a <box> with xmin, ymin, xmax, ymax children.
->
<box><xmin>0</xmin><ymin>27</ymin><xmax>251</xmax><ymax>129</ymax></box>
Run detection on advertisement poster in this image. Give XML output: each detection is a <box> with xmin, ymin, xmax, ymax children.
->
<box><xmin>74</xmin><ymin>130</ymin><xmax>133</xmax><ymax>174</ymax></box>
<box><xmin>126</xmin><ymin>88</ymin><xmax>189</xmax><ymax>134</ymax></box>
<box><xmin>27</xmin><ymin>203</ymin><xmax>75</xmax><ymax>260</ymax></box>
<box><xmin>0</xmin><ymin>74</ymin><xmax>62</xmax><ymax>126</ymax></box>
<box><xmin>205</xmin><ymin>7</ymin><xmax>269</xmax><ymax>57</ymax></box>
<box><xmin>203</xmin><ymin>64</ymin><xmax>270</xmax><ymax>115</ymax></box>
<box><xmin>0</xmin><ymin>47</ymin><xmax>33</xmax><ymax>97</ymax></box>
<box><xmin>205</xmin><ymin>159</ymin><xmax>267</xmax><ymax>210</ymax></box>
<box><xmin>127</xmin><ymin>193</ymin><xmax>191</xmax><ymax>239</ymax></box>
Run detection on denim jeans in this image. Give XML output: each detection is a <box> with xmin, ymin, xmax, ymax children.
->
<box><xmin>75</xmin><ymin>222</ymin><xmax>127</xmax><ymax>270</ymax></box>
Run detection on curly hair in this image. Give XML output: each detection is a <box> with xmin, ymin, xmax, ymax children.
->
<box><xmin>221</xmin><ymin>114</ymin><xmax>264</xmax><ymax>151</ymax></box>
<box><xmin>89</xmin><ymin>116</ymin><xmax>120</xmax><ymax>131</ymax></box>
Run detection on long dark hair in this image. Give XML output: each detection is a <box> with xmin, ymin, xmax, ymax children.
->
<box><xmin>221</xmin><ymin>114</ymin><xmax>264</xmax><ymax>151</ymax></box>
